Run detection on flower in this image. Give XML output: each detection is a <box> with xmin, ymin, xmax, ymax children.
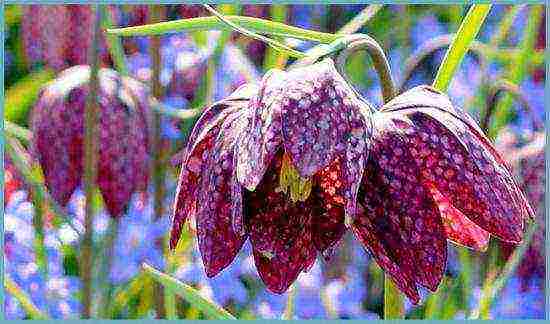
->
<box><xmin>21</xmin><ymin>5</ymin><xmax>110</xmax><ymax>70</ymax></box>
<box><xmin>170</xmin><ymin>58</ymin><xmax>532</xmax><ymax>304</ymax></box>
<box><xmin>30</xmin><ymin>65</ymin><xmax>151</xmax><ymax>217</ymax></box>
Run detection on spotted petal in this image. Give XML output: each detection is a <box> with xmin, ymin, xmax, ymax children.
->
<box><xmin>236</xmin><ymin>70</ymin><xmax>286</xmax><ymax>191</ymax></box>
<box><xmin>31</xmin><ymin>87</ymin><xmax>84</xmax><ymax>206</ymax></box>
<box><xmin>195</xmin><ymin>109</ymin><xmax>248</xmax><ymax>277</ymax></box>
<box><xmin>246</xmin><ymin>153</ymin><xmax>317</xmax><ymax>293</ymax></box>
<box><xmin>279</xmin><ymin>59</ymin><xmax>372</xmax><ymax>221</ymax></box>
<box><xmin>431</xmin><ymin>187</ymin><xmax>490</xmax><ymax>251</ymax></box>
<box><xmin>359</xmin><ymin>118</ymin><xmax>448</xmax><ymax>293</ymax></box>
<box><xmin>170</xmin><ymin>85</ymin><xmax>257</xmax><ymax>250</ymax></box>
<box><xmin>380</xmin><ymin>85</ymin><xmax>530</xmax><ymax>243</ymax></box>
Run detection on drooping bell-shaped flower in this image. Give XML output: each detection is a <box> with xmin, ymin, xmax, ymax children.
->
<box><xmin>170</xmin><ymin>56</ymin><xmax>532</xmax><ymax>303</ymax></box>
<box><xmin>353</xmin><ymin>85</ymin><xmax>533</xmax><ymax>302</ymax></box>
<box><xmin>31</xmin><ymin>65</ymin><xmax>151</xmax><ymax>217</ymax></box>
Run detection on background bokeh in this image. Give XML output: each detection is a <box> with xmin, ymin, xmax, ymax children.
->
<box><xmin>3</xmin><ymin>4</ymin><xmax>546</xmax><ymax>319</ymax></box>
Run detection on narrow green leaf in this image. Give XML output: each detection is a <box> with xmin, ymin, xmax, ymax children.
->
<box><xmin>204</xmin><ymin>4</ymin><xmax>305</xmax><ymax>59</ymax></box>
<box><xmin>142</xmin><ymin>263</ymin><xmax>236</xmax><ymax>320</ymax></box>
<box><xmin>5</xmin><ymin>69</ymin><xmax>55</xmax><ymax>124</ymax></box>
<box><xmin>100</xmin><ymin>5</ymin><xmax>129</xmax><ymax>76</ymax></box>
<box><xmin>433</xmin><ymin>4</ymin><xmax>492</xmax><ymax>92</ymax></box>
<box><xmin>106</xmin><ymin>15</ymin><xmax>337</xmax><ymax>44</ymax></box>
<box><xmin>4</xmin><ymin>275</ymin><xmax>49</xmax><ymax>319</ymax></box>
<box><xmin>337</xmin><ymin>4</ymin><xmax>384</xmax><ymax>35</ymax></box>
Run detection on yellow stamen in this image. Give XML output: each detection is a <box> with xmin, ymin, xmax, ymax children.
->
<box><xmin>278</xmin><ymin>154</ymin><xmax>312</xmax><ymax>202</ymax></box>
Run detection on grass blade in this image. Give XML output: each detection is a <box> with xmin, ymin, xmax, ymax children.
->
<box><xmin>142</xmin><ymin>263</ymin><xmax>236</xmax><ymax>320</ymax></box>
<box><xmin>489</xmin><ymin>5</ymin><xmax>543</xmax><ymax>137</ymax></box>
<box><xmin>106</xmin><ymin>15</ymin><xmax>337</xmax><ymax>44</ymax></box>
<box><xmin>4</xmin><ymin>275</ymin><xmax>49</xmax><ymax>319</ymax></box>
<box><xmin>433</xmin><ymin>4</ymin><xmax>491</xmax><ymax>92</ymax></box>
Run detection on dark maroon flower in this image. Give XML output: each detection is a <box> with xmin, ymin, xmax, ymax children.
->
<box><xmin>22</xmin><ymin>5</ymin><xmax>110</xmax><ymax>70</ymax></box>
<box><xmin>170</xmin><ymin>58</ymin><xmax>532</xmax><ymax>303</ymax></box>
<box><xmin>31</xmin><ymin>65</ymin><xmax>151</xmax><ymax>217</ymax></box>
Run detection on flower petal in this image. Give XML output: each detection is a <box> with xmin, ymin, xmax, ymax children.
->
<box><xmin>97</xmin><ymin>99</ymin><xmax>138</xmax><ymax>217</ymax></box>
<box><xmin>381</xmin><ymin>85</ymin><xmax>529</xmax><ymax>243</ymax></box>
<box><xmin>236</xmin><ymin>70</ymin><xmax>286</xmax><ymax>191</ymax></box>
<box><xmin>354</xmin><ymin>162</ymin><xmax>420</xmax><ymax>303</ymax></box>
<box><xmin>361</xmin><ymin>123</ymin><xmax>448</xmax><ymax>292</ymax></box>
<box><xmin>31</xmin><ymin>87</ymin><xmax>84</xmax><ymax>206</ymax></box>
<box><xmin>431</xmin><ymin>187</ymin><xmax>490</xmax><ymax>251</ymax></box>
<box><xmin>170</xmin><ymin>85</ymin><xmax>256</xmax><ymax>250</ymax></box>
<box><xmin>311</xmin><ymin>158</ymin><xmax>347</xmax><ymax>255</ymax></box>
<box><xmin>195</xmin><ymin>109</ymin><xmax>248</xmax><ymax>277</ymax></box>
<box><xmin>279</xmin><ymin>59</ymin><xmax>371</xmax><ymax>220</ymax></box>
<box><xmin>246</xmin><ymin>154</ymin><xmax>317</xmax><ymax>293</ymax></box>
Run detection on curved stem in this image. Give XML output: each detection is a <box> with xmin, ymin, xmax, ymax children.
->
<box><xmin>480</xmin><ymin>79</ymin><xmax>543</xmax><ymax>133</ymax></box>
<box><xmin>335</xmin><ymin>34</ymin><xmax>396</xmax><ymax>104</ymax></box>
<box><xmin>106</xmin><ymin>15</ymin><xmax>337</xmax><ymax>44</ymax></box>
<box><xmin>397</xmin><ymin>34</ymin><xmax>489</xmax><ymax>94</ymax></box>
<box><xmin>471</xmin><ymin>221</ymin><xmax>539</xmax><ymax>319</ymax></box>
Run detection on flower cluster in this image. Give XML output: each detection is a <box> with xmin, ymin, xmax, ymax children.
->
<box><xmin>171</xmin><ymin>58</ymin><xmax>532</xmax><ymax>303</ymax></box>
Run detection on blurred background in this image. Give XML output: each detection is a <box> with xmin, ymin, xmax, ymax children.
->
<box><xmin>3</xmin><ymin>4</ymin><xmax>546</xmax><ymax>319</ymax></box>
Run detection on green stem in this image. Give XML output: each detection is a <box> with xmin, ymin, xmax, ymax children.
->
<box><xmin>338</xmin><ymin>4</ymin><xmax>384</xmax><ymax>35</ymax></box>
<box><xmin>489</xmin><ymin>5</ymin><xmax>543</xmax><ymax>138</ymax></box>
<box><xmin>481</xmin><ymin>79</ymin><xmax>542</xmax><ymax>133</ymax></box>
<box><xmin>4</xmin><ymin>274</ymin><xmax>49</xmax><ymax>319</ymax></box>
<box><xmin>291</xmin><ymin>5</ymin><xmax>383</xmax><ymax>69</ymax></box>
<box><xmin>148</xmin><ymin>5</ymin><xmax>167</xmax><ymax>318</ymax></box>
<box><xmin>106</xmin><ymin>15</ymin><xmax>337</xmax><ymax>43</ymax></box>
<box><xmin>384</xmin><ymin>277</ymin><xmax>404</xmax><ymax>319</ymax></box>
<box><xmin>263</xmin><ymin>5</ymin><xmax>289</xmax><ymax>69</ymax></box>
<box><xmin>472</xmin><ymin>222</ymin><xmax>539</xmax><ymax>319</ymax></box>
<box><xmin>100</xmin><ymin>5</ymin><xmax>128</xmax><ymax>76</ymax></box>
<box><xmin>335</xmin><ymin>34</ymin><xmax>396</xmax><ymax>104</ymax></box>
<box><xmin>98</xmin><ymin>218</ymin><xmax>119</xmax><ymax>318</ymax></box>
<box><xmin>433</xmin><ymin>4</ymin><xmax>492</xmax><ymax>92</ymax></box>
<box><xmin>81</xmin><ymin>5</ymin><xmax>102</xmax><ymax>318</ymax></box>
<box><xmin>282</xmin><ymin>284</ymin><xmax>296</xmax><ymax>320</ymax></box>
